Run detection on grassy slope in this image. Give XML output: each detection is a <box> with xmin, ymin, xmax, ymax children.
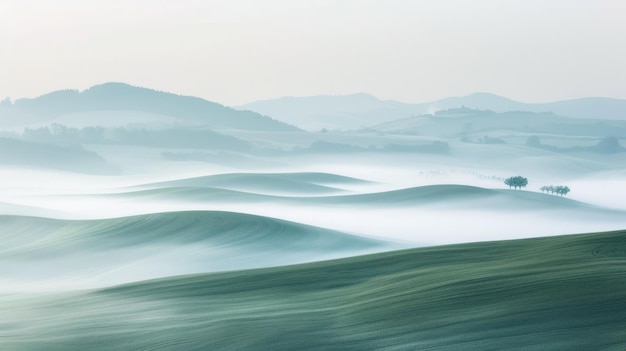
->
<box><xmin>316</xmin><ymin>185</ymin><xmax>614</xmax><ymax>211</ymax></box>
<box><xmin>0</xmin><ymin>211</ymin><xmax>393</xmax><ymax>290</ymax></box>
<box><xmin>107</xmin><ymin>184</ymin><xmax>615</xmax><ymax>213</ymax></box>
<box><xmin>0</xmin><ymin>210</ymin><xmax>387</xmax><ymax>250</ymax></box>
<box><xmin>4</xmin><ymin>230</ymin><xmax>626</xmax><ymax>350</ymax></box>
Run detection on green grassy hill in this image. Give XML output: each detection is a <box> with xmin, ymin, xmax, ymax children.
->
<box><xmin>135</xmin><ymin>172</ymin><xmax>369</xmax><ymax>195</ymax></box>
<box><xmin>105</xmin><ymin>184</ymin><xmax>619</xmax><ymax>213</ymax></box>
<box><xmin>4</xmin><ymin>230</ymin><xmax>626</xmax><ymax>350</ymax></box>
<box><xmin>0</xmin><ymin>211</ymin><xmax>394</xmax><ymax>291</ymax></box>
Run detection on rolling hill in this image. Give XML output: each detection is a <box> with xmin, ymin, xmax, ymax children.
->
<box><xmin>48</xmin><ymin>183</ymin><xmax>626</xmax><ymax>245</ymax></box>
<box><xmin>3</xmin><ymin>229</ymin><xmax>626</xmax><ymax>350</ymax></box>
<box><xmin>134</xmin><ymin>171</ymin><xmax>371</xmax><ymax>195</ymax></box>
<box><xmin>0</xmin><ymin>211</ymin><xmax>396</xmax><ymax>291</ymax></box>
<box><xmin>93</xmin><ymin>183</ymin><xmax>618</xmax><ymax>213</ymax></box>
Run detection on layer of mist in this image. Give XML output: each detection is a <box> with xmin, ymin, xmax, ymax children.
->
<box><xmin>1</xmin><ymin>83</ymin><xmax>625</xmax><ymax>349</ymax></box>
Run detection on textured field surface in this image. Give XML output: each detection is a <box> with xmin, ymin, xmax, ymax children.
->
<box><xmin>2</xmin><ymin>230</ymin><xmax>625</xmax><ymax>350</ymax></box>
<box><xmin>0</xmin><ymin>211</ymin><xmax>394</xmax><ymax>291</ymax></box>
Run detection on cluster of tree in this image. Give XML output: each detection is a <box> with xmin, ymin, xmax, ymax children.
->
<box><xmin>504</xmin><ymin>175</ymin><xmax>572</xmax><ymax>197</ymax></box>
<box><xmin>17</xmin><ymin>124</ymin><xmax>251</xmax><ymax>151</ymax></box>
<box><xmin>294</xmin><ymin>141</ymin><xmax>450</xmax><ymax>154</ymax></box>
<box><xmin>504</xmin><ymin>176</ymin><xmax>528</xmax><ymax>190</ymax></box>
<box><xmin>540</xmin><ymin>185</ymin><xmax>571</xmax><ymax>197</ymax></box>
<box><xmin>22</xmin><ymin>124</ymin><xmax>106</xmax><ymax>144</ymax></box>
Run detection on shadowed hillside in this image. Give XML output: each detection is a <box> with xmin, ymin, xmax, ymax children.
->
<box><xmin>0</xmin><ymin>211</ymin><xmax>395</xmax><ymax>291</ymax></box>
<box><xmin>0</xmin><ymin>137</ymin><xmax>112</xmax><ymax>173</ymax></box>
<box><xmin>3</xmin><ymin>230</ymin><xmax>626</xmax><ymax>350</ymax></box>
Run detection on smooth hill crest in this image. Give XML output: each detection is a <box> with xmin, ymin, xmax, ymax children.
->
<box><xmin>108</xmin><ymin>182</ymin><xmax>618</xmax><ymax>212</ymax></box>
<box><xmin>0</xmin><ymin>210</ymin><xmax>398</xmax><ymax>292</ymax></box>
<box><xmin>132</xmin><ymin>172</ymin><xmax>372</xmax><ymax>195</ymax></box>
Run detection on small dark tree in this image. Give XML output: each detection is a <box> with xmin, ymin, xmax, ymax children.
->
<box><xmin>555</xmin><ymin>185</ymin><xmax>571</xmax><ymax>197</ymax></box>
<box><xmin>518</xmin><ymin>176</ymin><xmax>528</xmax><ymax>190</ymax></box>
<box><xmin>562</xmin><ymin>186</ymin><xmax>571</xmax><ymax>196</ymax></box>
<box><xmin>504</xmin><ymin>176</ymin><xmax>528</xmax><ymax>190</ymax></box>
<box><xmin>504</xmin><ymin>177</ymin><xmax>514</xmax><ymax>189</ymax></box>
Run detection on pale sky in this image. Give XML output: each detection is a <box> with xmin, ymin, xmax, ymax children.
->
<box><xmin>1</xmin><ymin>0</ymin><xmax>625</xmax><ymax>105</ymax></box>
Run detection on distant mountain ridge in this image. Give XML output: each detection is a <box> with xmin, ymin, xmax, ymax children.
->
<box><xmin>237</xmin><ymin>93</ymin><xmax>417</xmax><ymax>131</ymax></box>
<box><xmin>432</xmin><ymin>93</ymin><xmax>626</xmax><ymax>120</ymax></box>
<box><xmin>2</xmin><ymin>83</ymin><xmax>300</xmax><ymax>132</ymax></box>
<box><xmin>237</xmin><ymin>92</ymin><xmax>626</xmax><ymax>131</ymax></box>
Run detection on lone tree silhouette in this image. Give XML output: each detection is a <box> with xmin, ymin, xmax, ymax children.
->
<box><xmin>504</xmin><ymin>176</ymin><xmax>528</xmax><ymax>190</ymax></box>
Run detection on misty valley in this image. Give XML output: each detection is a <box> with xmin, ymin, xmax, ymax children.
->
<box><xmin>1</xmin><ymin>83</ymin><xmax>626</xmax><ymax>350</ymax></box>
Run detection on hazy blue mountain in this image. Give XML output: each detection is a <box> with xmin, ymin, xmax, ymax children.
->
<box><xmin>237</xmin><ymin>93</ymin><xmax>418</xmax><ymax>131</ymax></box>
<box><xmin>5</xmin><ymin>83</ymin><xmax>300</xmax><ymax>132</ymax></box>
<box><xmin>237</xmin><ymin>92</ymin><xmax>626</xmax><ymax>131</ymax></box>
